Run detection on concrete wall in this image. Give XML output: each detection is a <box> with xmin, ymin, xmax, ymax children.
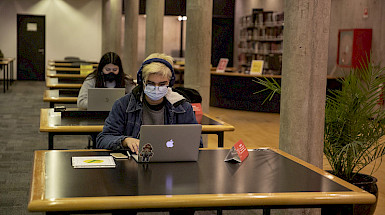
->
<box><xmin>235</xmin><ymin>0</ymin><xmax>385</xmax><ymax>74</ymax></box>
<box><xmin>137</xmin><ymin>15</ymin><xmax>186</xmax><ymax>66</ymax></box>
<box><xmin>328</xmin><ymin>0</ymin><xmax>385</xmax><ymax>74</ymax></box>
<box><xmin>0</xmin><ymin>0</ymin><xmax>102</xmax><ymax>80</ymax></box>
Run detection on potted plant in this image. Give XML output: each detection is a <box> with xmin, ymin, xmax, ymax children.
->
<box><xmin>254</xmin><ymin>58</ymin><xmax>385</xmax><ymax>215</ymax></box>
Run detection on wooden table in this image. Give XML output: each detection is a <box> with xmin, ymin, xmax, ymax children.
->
<box><xmin>39</xmin><ymin>108</ymin><xmax>235</xmax><ymax>149</ymax></box>
<box><xmin>43</xmin><ymin>89</ymin><xmax>79</xmax><ymax>108</ymax></box>
<box><xmin>48</xmin><ymin>62</ymin><xmax>98</xmax><ymax>67</ymax></box>
<box><xmin>45</xmin><ymin>77</ymin><xmax>82</xmax><ymax>89</ymax></box>
<box><xmin>46</xmin><ymin>70</ymin><xmax>88</xmax><ymax>79</ymax></box>
<box><xmin>210</xmin><ymin>72</ymin><xmax>342</xmax><ymax>113</ymax></box>
<box><xmin>47</xmin><ymin>59</ymin><xmax>98</xmax><ymax>68</ymax></box>
<box><xmin>0</xmin><ymin>57</ymin><xmax>15</xmax><ymax>93</ymax></box>
<box><xmin>47</xmin><ymin>66</ymin><xmax>94</xmax><ymax>72</ymax></box>
<box><xmin>28</xmin><ymin>149</ymin><xmax>376</xmax><ymax>214</ymax></box>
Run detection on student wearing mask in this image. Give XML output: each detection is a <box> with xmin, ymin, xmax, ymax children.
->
<box><xmin>96</xmin><ymin>52</ymin><xmax>201</xmax><ymax>151</ymax></box>
<box><xmin>77</xmin><ymin>52</ymin><xmax>136</xmax><ymax>109</ymax></box>
<box><xmin>97</xmin><ymin>53</ymin><xmax>199</xmax><ymax>215</ymax></box>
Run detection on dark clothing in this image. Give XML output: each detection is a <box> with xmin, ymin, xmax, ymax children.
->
<box><xmin>96</xmin><ymin>85</ymin><xmax>201</xmax><ymax>149</ymax></box>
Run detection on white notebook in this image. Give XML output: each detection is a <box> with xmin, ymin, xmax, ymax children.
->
<box><xmin>72</xmin><ymin>156</ymin><xmax>116</xmax><ymax>168</ymax></box>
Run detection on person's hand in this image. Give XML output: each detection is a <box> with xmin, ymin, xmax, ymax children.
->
<box><xmin>122</xmin><ymin>137</ymin><xmax>140</xmax><ymax>154</ymax></box>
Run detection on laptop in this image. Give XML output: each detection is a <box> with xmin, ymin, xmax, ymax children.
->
<box><xmin>130</xmin><ymin>124</ymin><xmax>202</xmax><ymax>163</ymax></box>
<box><xmin>87</xmin><ymin>88</ymin><xmax>125</xmax><ymax>111</ymax></box>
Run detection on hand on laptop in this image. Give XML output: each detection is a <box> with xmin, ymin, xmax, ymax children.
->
<box><xmin>122</xmin><ymin>137</ymin><xmax>140</xmax><ymax>154</ymax></box>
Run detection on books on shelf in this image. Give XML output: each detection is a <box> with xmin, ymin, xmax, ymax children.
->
<box><xmin>238</xmin><ymin>8</ymin><xmax>284</xmax><ymax>75</ymax></box>
<box><xmin>72</xmin><ymin>156</ymin><xmax>116</xmax><ymax>168</ymax></box>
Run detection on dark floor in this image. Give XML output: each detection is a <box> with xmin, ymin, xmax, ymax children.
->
<box><xmin>0</xmin><ymin>81</ymin><xmax>89</xmax><ymax>215</ymax></box>
<box><xmin>0</xmin><ymin>81</ymin><xmax>266</xmax><ymax>215</ymax></box>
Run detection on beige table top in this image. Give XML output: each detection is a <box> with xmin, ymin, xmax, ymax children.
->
<box><xmin>46</xmin><ymin>70</ymin><xmax>88</xmax><ymax>78</ymax></box>
<box><xmin>48</xmin><ymin>62</ymin><xmax>98</xmax><ymax>67</ymax></box>
<box><xmin>45</xmin><ymin>77</ymin><xmax>82</xmax><ymax>89</ymax></box>
<box><xmin>39</xmin><ymin>108</ymin><xmax>235</xmax><ymax>133</ymax></box>
<box><xmin>0</xmin><ymin>57</ymin><xmax>15</xmax><ymax>63</ymax></box>
<box><xmin>43</xmin><ymin>90</ymin><xmax>78</xmax><ymax>103</ymax></box>
<box><xmin>47</xmin><ymin>66</ymin><xmax>94</xmax><ymax>72</ymax></box>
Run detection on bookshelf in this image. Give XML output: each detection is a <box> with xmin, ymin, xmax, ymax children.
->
<box><xmin>238</xmin><ymin>9</ymin><xmax>284</xmax><ymax>75</ymax></box>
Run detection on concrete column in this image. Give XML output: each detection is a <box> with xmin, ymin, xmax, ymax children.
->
<box><xmin>122</xmin><ymin>0</ymin><xmax>139</xmax><ymax>78</ymax></box>
<box><xmin>280</xmin><ymin>0</ymin><xmax>331</xmax><ymax>167</ymax></box>
<box><xmin>145</xmin><ymin>0</ymin><xmax>164</xmax><ymax>57</ymax></box>
<box><xmin>185</xmin><ymin>0</ymin><xmax>213</xmax><ymax>114</ymax></box>
<box><xmin>102</xmin><ymin>0</ymin><xmax>122</xmax><ymax>55</ymax></box>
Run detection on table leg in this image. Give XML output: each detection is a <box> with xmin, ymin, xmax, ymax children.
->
<box><xmin>218</xmin><ymin>132</ymin><xmax>224</xmax><ymax>147</ymax></box>
<box><xmin>216</xmin><ymin>209</ymin><xmax>222</xmax><ymax>215</ymax></box>
<box><xmin>50</xmin><ymin>102</ymin><xmax>54</xmax><ymax>108</ymax></box>
<box><xmin>5</xmin><ymin>64</ymin><xmax>9</xmax><ymax>90</ymax></box>
<box><xmin>48</xmin><ymin>133</ymin><xmax>54</xmax><ymax>150</ymax></box>
<box><xmin>10</xmin><ymin>61</ymin><xmax>13</xmax><ymax>85</ymax></box>
<box><xmin>2</xmin><ymin>65</ymin><xmax>5</xmax><ymax>93</ymax></box>
<box><xmin>321</xmin><ymin>204</ymin><xmax>353</xmax><ymax>214</ymax></box>
<box><xmin>263</xmin><ymin>208</ymin><xmax>271</xmax><ymax>215</ymax></box>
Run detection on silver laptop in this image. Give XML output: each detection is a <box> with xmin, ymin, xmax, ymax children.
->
<box><xmin>131</xmin><ymin>124</ymin><xmax>202</xmax><ymax>163</ymax></box>
<box><xmin>87</xmin><ymin>88</ymin><xmax>125</xmax><ymax>111</ymax></box>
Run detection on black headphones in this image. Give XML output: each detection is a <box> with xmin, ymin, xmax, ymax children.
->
<box><xmin>137</xmin><ymin>58</ymin><xmax>175</xmax><ymax>87</ymax></box>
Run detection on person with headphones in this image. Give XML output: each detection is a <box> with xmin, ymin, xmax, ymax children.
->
<box><xmin>77</xmin><ymin>52</ymin><xmax>136</xmax><ymax>109</ymax></box>
<box><xmin>96</xmin><ymin>53</ymin><xmax>201</xmax><ymax>151</ymax></box>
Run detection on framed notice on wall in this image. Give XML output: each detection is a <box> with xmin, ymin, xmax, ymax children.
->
<box><xmin>250</xmin><ymin>60</ymin><xmax>264</xmax><ymax>75</ymax></box>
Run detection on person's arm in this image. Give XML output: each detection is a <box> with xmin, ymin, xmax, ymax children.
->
<box><xmin>96</xmin><ymin>94</ymin><xmax>140</xmax><ymax>150</ymax></box>
<box><xmin>181</xmin><ymin>102</ymin><xmax>199</xmax><ymax>124</ymax></box>
<box><xmin>77</xmin><ymin>77</ymin><xmax>96</xmax><ymax>109</ymax></box>
<box><xmin>122</xmin><ymin>137</ymin><xmax>140</xmax><ymax>153</ymax></box>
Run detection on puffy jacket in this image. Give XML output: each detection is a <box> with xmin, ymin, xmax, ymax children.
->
<box><xmin>96</xmin><ymin>85</ymin><xmax>201</xmax><ymax>150</ymax></box>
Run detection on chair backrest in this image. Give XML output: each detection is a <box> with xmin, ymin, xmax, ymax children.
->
<box><xmin>64</xmin><ymin>56</ymin><xmax>81</xmax><ymax>61</ymax></box>
<box><xmin>173</xmin><ymin>87</ymin><xmax>202</xmax><ymax>103</ymax></box>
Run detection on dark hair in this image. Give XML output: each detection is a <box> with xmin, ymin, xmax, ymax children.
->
<box><xmin>88</xmin><ymin>52</ymin><xmax>126</xmax><ymax>88</ymax></box>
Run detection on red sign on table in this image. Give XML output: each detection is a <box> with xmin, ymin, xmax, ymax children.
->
<box><xmin>224</xmin><ymin>139</ymin><xmax>249</xmax><ymax>162</ymax></box>
<box><xmin>233</xmin><ymin>139</ymin><xmax>249</xmax><ymax>162</ymax></box>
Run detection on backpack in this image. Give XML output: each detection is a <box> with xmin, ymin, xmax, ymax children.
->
<box><xmin>173</xmin><ymin>87</ymin><xmax>202</xmax><ymax>103</ymax></box>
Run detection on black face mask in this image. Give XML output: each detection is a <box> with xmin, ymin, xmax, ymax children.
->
<box><xmin>104</xmin><ymin>73</ymin><xmax>117</xmax><ymax>82</ymax></box>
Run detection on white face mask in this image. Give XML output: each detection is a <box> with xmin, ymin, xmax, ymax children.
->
<box><xmin>144</xmin><ymin>85</ymin><xmax>168</xmax><ymax>101</ymax></box>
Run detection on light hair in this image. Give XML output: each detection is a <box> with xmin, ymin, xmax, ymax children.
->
<box><xmin>142</xmin><ymin>53</ymin><xmax>174</xmax><ymax>83</ymax></box>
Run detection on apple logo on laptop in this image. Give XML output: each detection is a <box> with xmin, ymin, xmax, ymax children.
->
<box><xmin>166</xmin><ymin>139</ymin><xmax>174</xmax><ymax>148</ymax></box>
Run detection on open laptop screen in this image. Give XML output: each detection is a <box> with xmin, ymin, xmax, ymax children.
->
<box><xmin>87</xmin><ymin>88</ymin><xmax>125</xmax><ymax>111</ymax></box>
<box><xmin>131</xmin><ymin>124</ymin><xmax>202</xmax><ymax>163</ymax></box>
